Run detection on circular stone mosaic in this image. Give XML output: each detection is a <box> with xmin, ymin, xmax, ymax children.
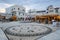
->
<box><xmin>5</xmin><ymin>23</ymin><xmax>52</xmax><ymax>36</ymax></box>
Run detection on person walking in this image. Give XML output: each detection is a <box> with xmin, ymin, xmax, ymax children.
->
<box><xmin>45</xmin><ymin>18</ymin><xmax>48</xmax><ymax>24</ymax></box>
<box><xmin>52</xmin><ymin>19</ymin><xmax>56</xmax><ymax>27</ymax></box>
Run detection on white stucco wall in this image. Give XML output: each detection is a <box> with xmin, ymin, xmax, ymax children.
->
<box><xmin>6</xmin><ymin>5</ymin><xmax>25</xmax><ymax>19</ymax></box>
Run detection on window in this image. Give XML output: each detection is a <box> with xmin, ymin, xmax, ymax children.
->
<box><xmin>19</xmin><ymin>12</ymin><xmax>20</xmax><ymax>15</ymax></box>
<box><xmin>12</xmin><ymin>8</ymin><xmax>15</xmax><ymax>10</ymax></box>
<box><xmin>50</xmin><ymin>7</ymin><xmax>53</xmax><ymax>9</ymax></box>
<box><xmin>47</xmin><ymin>9</ymin><xmax>48</xmax><ymax>10</ymax></box>
<box><xmin>47</xmin><ymin>12</ymin><xmax>48</xmax><ymax>13</ymax></box>
<box><xmin>12</xmin><ymin>14</ymin><xmax>14</xmax><ymax>16</ymax></box>
<box><xmin>49</xmin><ymin>10</ymin><xmax>53</xmax><ymax>12</ymax></box>
<box><xmin>23</xmin><ymin>13</ymin><xmax>24</xmax><ymax>15</ymax></box>
<box><xmin>18</xmin><ymin>8</ymin><xmax>20</xmax><ymax>10</ymax></box>
<box><xmin>55</xmin><ymin>9</ymin><xmax>58</xmax><ymax>13</ymax></box>
<box><xmin>14</xmin><ymin>8</ymin><xmax>15</xmax><ymax>10</ymax></box>
<box><xmin>12</xmin><ymin>9</ymin><xmax>13</xmax><ymax>10</ymax></box>
<box><xmin>23</xmin><ymin>9</ymin><xmax>25</xmax><ymax>11</ymax></box>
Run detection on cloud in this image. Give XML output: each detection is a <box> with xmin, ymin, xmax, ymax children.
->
<box><xmin>0</xmin><ymin>3</ymin><xmax>14</xmax><ymax>13</ymax></box>
<box><xmin>0</xmin><ymin>0</ymin><xmax>60</xmax><ymax>13</ymax></box>
<box><xmin>0</xmin><ymin>8</ymin><xmax>5</xmax><ymax>13</ymax></box>
<box><xmin>24</xmin><ymin>3</ymin><xmax>47</xmax><ymax>11</ymax></box>
<box><xmin>0</xmin><ymin>3</ymin><xmax>13</xmax><ymax>9</ymax></box>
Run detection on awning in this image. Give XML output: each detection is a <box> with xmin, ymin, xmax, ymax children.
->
<box><xmin>56</xmin><ymin>16</ymin><xmax>60</xmax><ymax>19</ymax></box>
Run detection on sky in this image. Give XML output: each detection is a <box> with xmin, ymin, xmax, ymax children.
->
<box><xmin>0</xmin><ymin>0</ymin><xmax>60</xmax><ymax>13</ymax></box>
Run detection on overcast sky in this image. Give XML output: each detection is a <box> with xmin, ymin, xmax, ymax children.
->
<box><xmin>0</xmin><ymin>0</ymin><xmax>60</xmax><ymax>13</ymax></box>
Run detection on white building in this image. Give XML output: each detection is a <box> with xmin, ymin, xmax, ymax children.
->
<box><xmin>28</xmin><ymin>9</ymin><xmax>46</xmax><ymax>16</ymax></box>
<box><xmin>29</xmin><ymin>9</ymin><xmax>46</xmax><ymax>15</ymax></box>
<box><xmin>5</xmin><ymin>13</ymin><xmax>12</xmax><ymax>19</ymax></box>
<box><xmin>0</xmin><ymin>13</ymin><xmax>13</xmax><ymax>20</ymax></box>
<box><xmin>28</xmin><ymin>5</ymin><xmax>60</xmax><ymax>16</ymax></box>
<box><xmin>6</xmin><ymin>5</ymin><xmax>25</xmax><ymax>19</ymax></box>
<box><xmin>47</xmin><ymin>5</ymin><xmax>60</xmax><ymax>15</ymax></box>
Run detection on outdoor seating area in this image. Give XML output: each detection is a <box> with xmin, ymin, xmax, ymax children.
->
<box><xmin>35</xmin><ymin>14</ymin><xmax>60</xmax><ymax>24</ymax></box>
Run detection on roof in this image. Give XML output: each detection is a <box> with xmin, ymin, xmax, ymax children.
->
<box><xmin>7</xmin><ymin>4</ymin><xmax>25</xmax><ymax>9</ymax></box>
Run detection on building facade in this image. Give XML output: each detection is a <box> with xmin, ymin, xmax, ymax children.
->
<box><xmin>28</xmin><ymin>9</ymin><xmax>46</xmax><ymax>16</ymax></box>
<box><xmin>47</xmin><ymin>5</ymin><xmax>60</xmax><ymax>15</ymax></box>
<box><xmin>6</xmin><ymin>5</ymin><xmax>25</xmax><ymax>20</ymax></box>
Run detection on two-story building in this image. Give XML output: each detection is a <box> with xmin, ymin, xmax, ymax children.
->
<box><xmin>6</xmin><ymin>5</ymin><xmax>25</xmax><ymax>20</ymax></box>
<box><xmin>47</xmin><ymin>5</ymin><xmax>60</xmax><ymax>15</ymax></box>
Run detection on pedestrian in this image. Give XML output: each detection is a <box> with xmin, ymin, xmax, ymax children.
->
<box><xmin>45</xmin><ymin>18</ymin><xmax>48</xmax><ymax>24</ymax></box>
<box><xmin>52</xmin><ymin>19</ymin><xmax>57</xmax><ymax>27</ymax></box>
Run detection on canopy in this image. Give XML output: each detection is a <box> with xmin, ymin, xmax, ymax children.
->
<box><xmin>56</xmin><ymin>16</ymin><xmax>60</xmax><ymax>19</ymax></box>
